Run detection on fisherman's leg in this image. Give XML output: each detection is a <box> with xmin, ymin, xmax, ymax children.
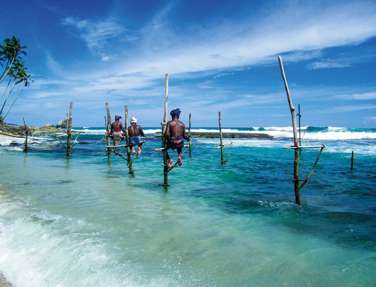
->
<box><xmin>137</xmin><ymin>144</ymin><xmax>142</xmax><ymax>156</ymax></box>
<box><xmin>177</xmin><ymin>145</ymin><xmax>183</xmax><ymax>166</ymax></box>
<box><xmin>166</xmin><ymin>150</ymin><xmax>173</xmax><ymax>169</ymax></box>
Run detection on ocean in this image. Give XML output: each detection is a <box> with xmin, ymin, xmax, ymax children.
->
<box><xmin>0</xmin><ymin>126</ymin><xmax>375</xmax><ymax>286</ymax></box>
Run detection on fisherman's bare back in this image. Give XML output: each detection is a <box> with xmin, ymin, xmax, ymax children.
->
<box><xmin>166</xmin><ymin>119</ymin><xmax>186</xmax><ymax>139</ymax></box>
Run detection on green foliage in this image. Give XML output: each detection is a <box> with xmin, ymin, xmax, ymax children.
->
<box><xmin>0</xmin><ymin>36</ymin><xmax>31</xmax><ymax>120</ymax></box>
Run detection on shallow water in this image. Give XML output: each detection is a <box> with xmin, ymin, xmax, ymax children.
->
<box><xmin>0</xmin><ymin>130</ymin><xmax>375</xmax><ymax>286</ymax></box>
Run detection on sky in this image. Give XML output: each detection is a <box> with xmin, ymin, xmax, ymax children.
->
<box><xmin>1</xmin><ymin>0</ymin><xmax>376</xmax><ymax>127</ymax></box>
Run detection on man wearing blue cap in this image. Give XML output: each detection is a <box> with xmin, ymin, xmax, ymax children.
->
<box><xmin>164</xmin><ymin>108</ymin><xmax>190</xmax><ymax>168</ymax></box>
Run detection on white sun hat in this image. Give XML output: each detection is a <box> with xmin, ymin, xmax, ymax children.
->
<box><xmin>131</xmin><ymin>116</ymin><xmax>137</xmax><ymax>123</ymax></box>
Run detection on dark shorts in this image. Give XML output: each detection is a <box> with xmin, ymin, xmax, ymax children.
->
<box><xmin>130</xmin><ymin>136</ymin><xmax>142</xmax><ymax>146</ymax></box>
<box><xmin>169</xmin><ymin>139</ymin><xmax>184</xmax><ymax>150</ymax></box>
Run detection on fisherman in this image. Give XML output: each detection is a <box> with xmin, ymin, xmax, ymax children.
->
<box><xmin>128</xmin><ymin>116</ymin><xmax>145</xmax><ymax>156</ymax></box>
<box><xmin>164</xmin><ymin>108</ymin><xmax>189</xmax><ymax>169</ymax></box>
<box><xmin>110</xmin><ymin>115</ymin><xmax>125</xmax><ymax>145</ymax></box>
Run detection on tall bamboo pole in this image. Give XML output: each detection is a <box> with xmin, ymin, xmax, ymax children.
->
<box><xmin>351</xmin><ymin>150</ymin><xmax>354</xmax><ymax>170</ymax></box>
<box><xmin>278</xmin><ymin>56</ymin><xmax>300</xmax><ymax>205</ymax></box>
<box><xmin>188</xmin><ymin>112</ymin><xmax>192</xmax><ymax>158</ymax></box>
<box><xmin>22</xmin><ymin>117</ymin><xmax>28</xmax><ymax>153</ymax></box>
<box><xmin>218</xmin><ymin>111</ymin><xmax>225</xmax><ymax>165</ymax></box>
<box><xmin>124</xmin><ymin>105</ymin><xmax>133</xmax><ymax>175</ymax></box>
<box><xmin>162</xmin><ymin>74</ymin><xmax>169</xmax><ymax>186</ymax></box>
<box><xmin>105</xmin><ymin>102</ymin><xmax>112</xmax><ymax>155</ymax></box>
<box><xmin>66</xmin><ymin>102</ymin><xmax>73</xmax><ymax>157</ymax></box>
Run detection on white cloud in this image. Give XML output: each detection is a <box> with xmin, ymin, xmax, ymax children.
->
<box><xmin>62</xmin><ymin>16</ymin><xmax>126</xmax><ymax>60</ymax></box>
<box><xmin>308</xmin><ymin>59</ymin><xmax>351</xmax><ymax>70</ymax></box>
<box><xmin>139</xmin><ymin>2</ymin><xmax>374</xmax><ymax>71</ymax></box>
<box><xmin>45</xmin><ymin>52</ymin><xmax>64</xmax><ymax>76</ymax></box>
<box><xmin>54</xmin><ymin>1</ymin><xmax>376</xmax><ymax>97</ymax></box>
<box><xmin>351</xmin><ymin>92</ymin><xmax>376</xmax><ymax>100</ymax></box>
<box><xmin>332</xmin><ymin>91</ymin><xmax>376</xmax><ymax>100</ymax></box>
<box><xmin>332</xmin><ymin>104</ymin><xmax>376</xmax><ymax>112</ymax></box>
<box><xmin>17</xmin><ymin>1</ymin><xmax>376</xmax><ymax>125</ymax></box>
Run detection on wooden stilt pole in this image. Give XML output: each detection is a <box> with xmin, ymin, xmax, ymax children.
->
<box><xmin>298</xmin><ymin>104</ymin><xmax>302</xmax><ymax>147</ymax></box>
<box><xmin>162</xmin><ymin>73</ymin><xmax>169</xmax><ymax>187</ymax></box>
<box><xmin>278</xmin><ymin>56</ymin><xmax>300</xmax><ymax>205</ymax></box>
<box><xmin>351</xmin><ymin>150</ymin><xmax>354</xmax><ymax>170</ymax></box>
<box><xmin>105</xmin><ymin>102</ymin><xmax>112</xmax><ymax>155</ymax></box>
<box><xmin>124</xmin><ymin>105</ymin><xmax>134</xmax><ymax>175</ymax></box>
<box><xmin>65</xmin><ymin>102</ymin><xmax>73</xmax><ymax>157</ymax></box>
<box><xmin>104</xmin><ymin>115</ymin><xmax>109</xmax><ymax>151</ymax></box>
<box><xmin>22</xmin><ymin>117</ymin><xmax>28</xmax><ymax>153</ymax></box>
<box><xmin>218</xmin><ymin>111</ymin><xmax>225</xmax><ymax>165</ymax></box>
<box><xmin>188</xmin><ymin>112</ymin><xmax>192</xmax><ymax>158</ymax></box>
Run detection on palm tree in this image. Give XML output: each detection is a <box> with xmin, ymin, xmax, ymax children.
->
<box><xmin>0</xmin><ymin>36</ymin><xmax>27</xmax><ymax>83</ymax></box>
<box><xmin>0</xmin><ymin>37</ymin><xmax>30</xmax><ymax>122</ymax></box>
<box><xmin>2</xmin><ymin>60</ymin><xmax>31</xmax><ymax>120</ymax></box>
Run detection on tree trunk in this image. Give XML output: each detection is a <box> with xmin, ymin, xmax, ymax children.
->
<box><xmin>0</xmin><ymin>56</ymin><xmax>15</xmax><ymax>83</ymax></box>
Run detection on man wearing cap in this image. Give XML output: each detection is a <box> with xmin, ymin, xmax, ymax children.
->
<box><xmin>164</xmin><ymin>108</ymin><xmax>190</xmax><ymax>168</ymax></box>
<box><xmin>128</xmin><ymin>116</ymin><xmax>145</xmax><ymax>156</ymax></box>
<box><xmin>110</xmin><ymin>115</ymin><xmax>125</xmax><ymax>145</ymax></box>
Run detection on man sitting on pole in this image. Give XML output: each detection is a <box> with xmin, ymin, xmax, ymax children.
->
<box><xmin>110</xmin><ymin>115</ymin><xmax>125</xmax><ymax>145</ymax></box>
<box><xmin>164</xmin><ymin>108</ymin><xmax>189</xmax><ymax>169</ymax></box>
<box><xmin>128</xmin><ymin>116</ymin><xmax>145</xmax><ymax>156</ymax></box>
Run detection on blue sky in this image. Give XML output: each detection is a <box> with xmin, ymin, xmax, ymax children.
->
<box><xmin>1</xmin><ymin>0</ymin><xmax>376</xmax><ymax>127</ymax></box>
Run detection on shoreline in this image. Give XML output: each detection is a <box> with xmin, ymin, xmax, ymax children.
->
<box><xmin>0</xmin><ymin>273</ymin><xmax>12</xmax><ymax>287</ymax></box>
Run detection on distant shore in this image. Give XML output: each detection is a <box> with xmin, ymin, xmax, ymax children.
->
<box><xmin>0</xmin><ymin>273</ymin><xmax>12</xmax><ymax>287</ymax></box>
<box><xmin>0</xmin><ymin>122</ymin><xmax>63</xmax><ymax>137</ymax></box>
<box><xmin>0</xmin><ymin>122</ymin><xmax>273</xmax><ymax>140</ymax></box>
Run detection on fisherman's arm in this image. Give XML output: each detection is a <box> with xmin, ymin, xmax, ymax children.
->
<box><xmin>120</xmin><ymin>123</ymin><xmax>126</xmax><ymax>133</ymax></box>
<box><xmin>182</xmin><ymin>124</ymin><xmax>189</xmax><ymax>140</ymax></box>
<box><xmin>139</xmin><ymin>126</ymin><xmax>145</xmax><ymax>137</ymax></box>
<box><xmin>164</xmin><ymin>122</ymin><xmax>170</xmax><ymax>139</ymax></box>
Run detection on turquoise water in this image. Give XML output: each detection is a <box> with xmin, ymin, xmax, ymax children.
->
<box><xmin>0</xmin><ymin>128</ymin><xmax>375</xmax><ymax>286</ymax></box>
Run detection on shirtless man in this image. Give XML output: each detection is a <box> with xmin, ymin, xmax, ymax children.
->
<box><xmin>164</xmin><ymin>108</ymin><xmax>189</xmax><ymax>168</ymax></box>
<box><xmin>128</xmin><ymin>116</ymin><xmax>145</xmax><ymax>156</ymax></box>
<box><xmin>110</xmin><ymin>115</ymin><xmax>125</xmax><ymax>145</ymax></box>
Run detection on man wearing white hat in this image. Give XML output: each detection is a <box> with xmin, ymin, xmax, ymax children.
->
<box><xmin>128</xmin><ymin>116</ymin><xmax>145</xmax><ymax>156</ymax></box>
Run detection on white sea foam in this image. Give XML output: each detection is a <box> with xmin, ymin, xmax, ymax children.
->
<box><xmin>0</xmin><ymin>198</ymin><xmax>175</xmax><ymax>287</ymax></box>
<box><xmin>196</xmin><ymin>138</ymin><xmax>376</xmax><ymax>155</ymax></box>
<box><xmin>72</xmin><ymin>127</ymin><xmax>376</xmax><ymax>141</ymax></box>
<box><xmin>0</xmin><ymin>135</ymin><xmax>24</xmax><ymax>146</ymax></box>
